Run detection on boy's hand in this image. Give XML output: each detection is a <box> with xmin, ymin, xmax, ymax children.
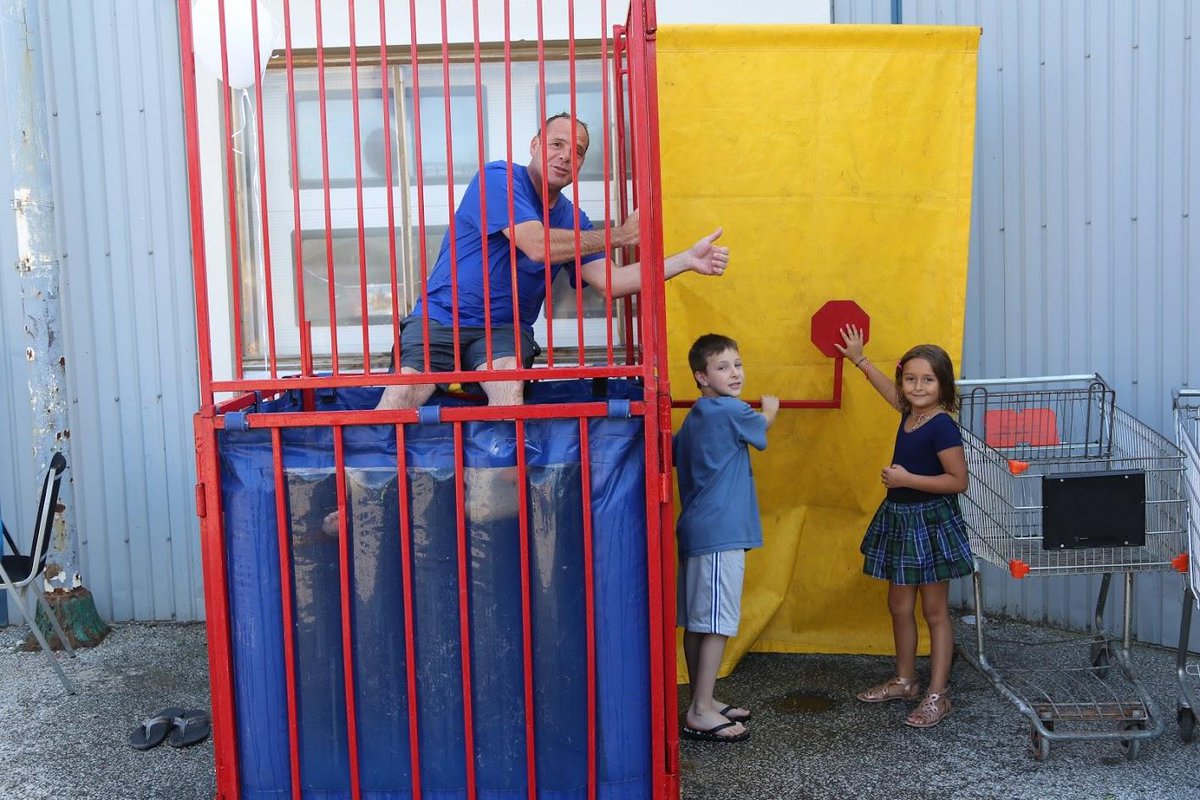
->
<box><xmin>761</xmin><ymin>394</ymin><xmax>780</xmax><ymax>428</ymax></box>
<box><xmin>881</xmin><ymin>463</ymin><xmax>911</xmax><ymax>489</ymax></box>
<box><xmin>834</xmin><ymin>324</ymin><xmax>866</xmax><ymax>364</ymax></box>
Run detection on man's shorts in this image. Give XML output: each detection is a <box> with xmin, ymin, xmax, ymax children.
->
<box><xmin>394</xmin><ymin>315</ymin><xmax>541</xmax><ymax>373</ymax></box>
<box><xmin>676</xmin><ymin>549</ymin><xmax>745</xmax><ymax>637</ymax></box>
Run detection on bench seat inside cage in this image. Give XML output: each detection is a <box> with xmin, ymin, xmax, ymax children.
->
<box><xmin>218</xmin><ymin>380</ymin><xmax>652</xmax><ymax>800</ymax></box>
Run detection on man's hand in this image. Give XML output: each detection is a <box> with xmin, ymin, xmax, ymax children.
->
<box><xmin>684</xmin><ymin>228</ymin><xmax>729</xmax><ymax>276</ymax></box>
<box><xmin>615</xmin><ymin>209</ymin><xmax>640</xmax><ymax>248</ymax></box>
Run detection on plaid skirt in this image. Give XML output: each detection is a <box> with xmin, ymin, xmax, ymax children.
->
<box><xmin>860</xmin><ymin>495</ymin><xmax>975</xmax><ymax>586</ymax></box>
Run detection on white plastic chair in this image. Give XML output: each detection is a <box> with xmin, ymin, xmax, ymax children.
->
<box><xmin>0</xmin><ymin>452</ymin><xmax>77</xmax><ymax>694</ymax></box>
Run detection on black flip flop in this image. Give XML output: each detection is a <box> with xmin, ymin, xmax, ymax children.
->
<box><xmin>719</xmin><ymin>704</ymin><xmax>751</xmax><ymax>723</ymax></box>
<box><xmin>681</xmin><ymin>721</ymin><xmax>750</xmax><ymax>743</ymax></box>
<box><xmin>167</xmin><ymin>710</ymin><xmax>212</xmax><ymax>748</ymax></box>
<box><xmin>129</xmin><ymin>707</ymin><xmax>186</xmax><ymax>750</ymax></box>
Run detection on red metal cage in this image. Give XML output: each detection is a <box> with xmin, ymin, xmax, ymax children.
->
<box><xmin>180</xmin><ymin>1</ymin><xmax>680</xmax><ymax>798</ymax></box>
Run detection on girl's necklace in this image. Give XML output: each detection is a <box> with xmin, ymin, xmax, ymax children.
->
<box><xmin>908</xmin><ymin>410</ymin><xmax>934</xmax><ymax>431</ymax></box>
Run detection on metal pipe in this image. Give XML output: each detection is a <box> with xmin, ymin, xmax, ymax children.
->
<box><xmin>1</xmin><ymin>0</ymin><xmax>80</xmax><ymax>589</ymax></box>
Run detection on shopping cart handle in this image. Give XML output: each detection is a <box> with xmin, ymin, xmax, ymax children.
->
<box><xmin>1008</xmin><ymin>560</ymin><xmax>1030</xmax><ymax>579</ymax></box>
<box><xmin>1007</xmin><ymin>459</ymin><xmax>1029</xmax><ymax>476</ymax></box>
<box><xmin>1173</xmin><ymin>553</ymin><xmax>1189</xmax><ymax>574</ymax></box>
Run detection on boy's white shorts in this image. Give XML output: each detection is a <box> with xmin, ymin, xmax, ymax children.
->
<box><xmin>676</xmin><ymin>549</ymin><xmax>745</xmax><ymax>637</ymax></box>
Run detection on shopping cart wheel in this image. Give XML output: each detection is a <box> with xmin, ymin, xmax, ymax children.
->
<box><xmin>1178</xmin><ymin>704</ymin><xmax>1197</xmax><ymax>743</ymax></box>
<box><xmin>1119</xmin><ymin>721</ymin><xmax>1145</xmax><ymax>760</ymax></box>
<box><xmin>1028</xmin><ymin>725</ymin><xmax>1050</xmax><ymax>761</ymax></box>
<box><xmin>1089</xmin><ymin>641</ymin><xmax>1111</xmax><ymax>678</ymax></box>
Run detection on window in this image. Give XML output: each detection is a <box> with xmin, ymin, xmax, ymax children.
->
<box><xmin>294</xmin><ymin>88</ymin><xmax>398</xmax><ymax>189</ymax></box>
<box><xmin>235</xmin><ymin>53</ymin><xmax>625</xmax><ymax>371</ymax></box>
<box><xmin>404</xmin><ymin>84</ymin><xmax>487</xmax><ymax>184</ymax></box>
<box><xmin>295</xmin><ymin>227</ymin><xmax>404</xmax><ymax>326</ymax></box>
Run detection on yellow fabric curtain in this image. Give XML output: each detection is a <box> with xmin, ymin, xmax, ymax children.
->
<box><xmin>657</xmin><ymin>25</ymin><xmax>980</xmax><ymax>678</ymax></box>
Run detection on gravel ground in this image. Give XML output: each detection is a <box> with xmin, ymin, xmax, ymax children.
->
<box><xmin>2</xmin><ymin>615</ymin><xmax>1198</xmax><ymax>799</ymax></box>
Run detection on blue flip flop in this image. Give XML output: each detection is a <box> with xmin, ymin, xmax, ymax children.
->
<box><xmin>168</xmin><ymin>709</ymin><xmax>212</xmax><ymax>748</ymax></box>
<box><xmin>129</xmin><ymin>707</ymin><xmax>186</xmax><ymax>750</ymax></box>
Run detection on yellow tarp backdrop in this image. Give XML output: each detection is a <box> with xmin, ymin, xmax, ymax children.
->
<box><xmin>657</xmin><ymin>25</ymin><xmax>980</xmax><ymax>680</ymax></box>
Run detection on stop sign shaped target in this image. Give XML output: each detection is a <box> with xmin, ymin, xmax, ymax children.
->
<box><xmin>810</xmin><ymin>300</ymin><xmax>870</xmax><ymax>358</ymax></box>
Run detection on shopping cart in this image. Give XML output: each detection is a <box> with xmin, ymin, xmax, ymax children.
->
<box><xmin>1173</xmin><ymin>388</ymin><xmax>1200</xmax><ymax>742</ymax></box>
<box><xmin>955</xmin><ymin>374</ymin><xmax>1187</xmax><ymax>760</ymax></box>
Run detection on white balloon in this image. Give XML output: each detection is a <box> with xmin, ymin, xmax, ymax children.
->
<box><xmin>192</xmin><ymin>0</ymin><xmax>279</xmax><ymax>90</ymax></box>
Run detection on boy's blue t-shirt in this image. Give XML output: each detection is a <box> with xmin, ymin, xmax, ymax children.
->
<box><xmin>673</xmin><ymin>396</ymin><xmax>769</xmax><ymax>557</ymax></box>
<box><xmin>411</xmin><ymin>161</ymin><xmax>605</xmax><ymax>331</ymax></box>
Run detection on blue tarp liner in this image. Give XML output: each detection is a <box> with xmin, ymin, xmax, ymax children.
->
<box><xmin>218</xmin><ymin>381</ymin><xmax>651</xmax><ymax>800</ymax></box>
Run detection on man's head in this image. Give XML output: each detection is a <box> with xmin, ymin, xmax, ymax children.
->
<box><xmin>688</xmin><ymin>333</ymin><xmax>743</xmax><ymax>397</ymax></box>
<box><xmin>528</xmin><ymin>114</ymin><xmax>590</xmax><ymax>197</ymax></box>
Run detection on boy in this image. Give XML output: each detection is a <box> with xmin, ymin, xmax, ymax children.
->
<box><xmin>674</xmin><ymin>333</ymin><xmax>779</xmax><ymax>743</ymax></box>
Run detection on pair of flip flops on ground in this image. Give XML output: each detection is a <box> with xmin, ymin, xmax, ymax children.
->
<box><xmin>681</xmin><ymin>705</ymin><xmax>752</xmax><ymax>743</ymax></box>
<box><xmin>128</xmin><ymin>707</ymin><xmax>212</xmax><ymax>750</ymax></box>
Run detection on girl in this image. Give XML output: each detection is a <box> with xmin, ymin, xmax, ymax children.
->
<box><xmin>834</xmin><ymin>324</ymin><xmax>974</xmax><ymax>728</ymax></box>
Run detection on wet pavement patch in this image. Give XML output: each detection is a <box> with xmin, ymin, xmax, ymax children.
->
<box><xmin>770</xmin><ymin>690</ymin><xmax>839</xmax><ymax>714</ymax></box>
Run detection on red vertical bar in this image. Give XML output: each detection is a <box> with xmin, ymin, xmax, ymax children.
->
<box><xmin>394</xmin><ymin>424</ymin><xmax>423</xmax><ymax>799</ymax></box>
<box><xmin>176</xmin><ymin>0</ymin><xmax>215</xmax><ymax>404</ymax></box>
<box><xmin>190</xmin><ymin>414</ymin><xmax>240</xmax><ymax>797</ymax></box>
<box><xmin>567</xmin><ymin>0</ymin><xmax>586</xmax><ymax>366</ymax></box>
<box><xmin>452</xmin><ymin>423</ymin><xmax>478</xmax><ymax>797</ymax></box>
<box><xmin>612</xmin><ymin>29</ymin><xmax>636</xmax><ymax>366</ymax></box>
<box><xmin>470</xmin><ymin>0</ymin><xmax>493</xmax><ymax>371</ymax></box>
<box><xmin>216</xmin><ymin>0</ymin><xmax>245</xmax><ymax>379</ymax></box>
<box><xmin>347</xmin><ymin>0</ymin><xmax>372</xmax><ymax>372</ymax></box>
<box><xmin>282</xmin><ymin>0</ymin><xmax>312</xmax><ymax>377</ymax></box>
<box><xmin>503</xmin><ymin>1</ymin><xmax>523</xmax><ymax>371</ymax></box>
<box><xmin>534</xmin><ymin>0</ymin><xmax>555</xmax><ymax>367</ymax></box>
<box><xmin>514</xmin><ymin>420</ymin><xmax>537</xmax><ymax>799</ymax></box>
<box><xmin>271</xmin><ymin>430</ymin><xmax>302</xmax><ymax>799</ymax></box>
<box><xmin>379</xmin><ymin>1</ymin><xmax>401</xmax><ymax>366</ymax></box>
<box><xmin>407</xmin><ymin>0</ymin><xmax>433</xmax><ymax>373</ymax></box>
<box><xmin>621</xmin><ymin>31</ymin><xmax>644</xmax><ymax>366</ymax></box>
<box><xmin>333</xmin><ymin>429</ymin><xmax>363</xmax><ymax>798</ymax></box>
<box><xmin>600</xmin><ymin>3</ymin><xmax>615</xmax><ymax>366</ymax></box>
<box><xmin>248</xmin><ymin>0</ymin><xmax>278</xmax><ymax>378</ymax></box>
<box><xmin>629</xmin><ymin>6</ymin><xmax>676</xmax><ymax>797</ymax></box>
<box><xmin>315</xmin><ymin>0</ymin><xmax>340</xmax><ymax>372</ymax></box>
<box><xmin>439</xmin><ymin>1</ymin><xmax>463</xmax><ymax>372</ymax></box>
<box><xmin>578</xmin><ymin>419</ymin><xmax>597</xmax><ymax>800</ymax></box>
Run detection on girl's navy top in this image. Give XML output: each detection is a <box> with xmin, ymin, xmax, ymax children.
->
<box><xmin>886</xmin><ymin>412</ymin><xmax>963</xmax><ymax>504</ymax></box>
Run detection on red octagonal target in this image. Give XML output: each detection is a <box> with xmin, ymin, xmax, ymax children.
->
<box><xmin>810</xmin><ymin>300</ymin><xmax>871</xmax><ymax>358</ymax></box>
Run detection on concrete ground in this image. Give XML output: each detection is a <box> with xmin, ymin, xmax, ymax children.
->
<box><xmin>0</xmin><ymin>623</ymin><xmax>214</xmax><ymax>800</ymax></box>
<box><xmin>2</xmin><ymin>616</ymin><xmax>1198</xmax><ymax>799</ymax></box>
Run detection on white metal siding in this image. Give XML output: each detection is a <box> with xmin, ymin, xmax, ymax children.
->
<box><xmin>834</xmin><ymin>0</ymin><xmax>1200</xmax><ymax>649</ymax></box>
<box><xmin>9</xmin><ymin>0</ymin><xmax>203</xmax><ymax>622</ymax></box>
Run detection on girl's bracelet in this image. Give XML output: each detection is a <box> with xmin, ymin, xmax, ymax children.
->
<box><xmin>855</xmin><ymin>356</ymin><xmax>871</xmax><ymax>372</ymax></box>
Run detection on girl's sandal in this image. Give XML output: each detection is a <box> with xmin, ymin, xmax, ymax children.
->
<box><xmin>855</xmin><ymin>675</ymin><xmax>920</xmax><ymax>703</ymax></box>
<box><xmin>904</xmin><ymin>691</ymin><xmax>952</xmax><ymax>728</ymax></box>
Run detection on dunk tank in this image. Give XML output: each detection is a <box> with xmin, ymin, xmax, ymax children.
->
<box><xmin>181</xmin><ymin>0</ymin><xmax>974</xmax><ymax>796</ymax></box>
<box><xmin>183</xmin><ymin>1</ymin><xmax>679</xmax><ymax>797</ymax></box>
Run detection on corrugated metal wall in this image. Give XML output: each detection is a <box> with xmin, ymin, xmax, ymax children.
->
<box><xmin>3</xmin><ymin>0</ymin><xmax>1196</xmax><ymax>644</ymax></box>
<box><xmin>0</xmin><ymin>0</ymin><xmax>202</xmax><ymax>623</ymax></box>
<box><xmin>835</xmin><ymin>0</ymin><xmax>1200</xmax><ymax>649</ymax></box>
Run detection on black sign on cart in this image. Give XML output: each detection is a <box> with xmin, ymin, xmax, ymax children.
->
<box><xmin>1042</xmin><ymin>469</ymin><xmax>1146</xmax><ymax>550</ymax></box>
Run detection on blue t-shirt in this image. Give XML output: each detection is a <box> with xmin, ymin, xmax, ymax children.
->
<box><xmin>673</xmin><ymin>396</ymin><xmax>769</xmax><ymax>557</ymax></box>
<box><xmin>886</xmin><ymin>412</ymin><xmax>964</xmax><ymax>503</ymax></box>
<box><xmin>411</xmin><ymin>161</ymin><xmax>605</xmax><ymax>331</ymax></box>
